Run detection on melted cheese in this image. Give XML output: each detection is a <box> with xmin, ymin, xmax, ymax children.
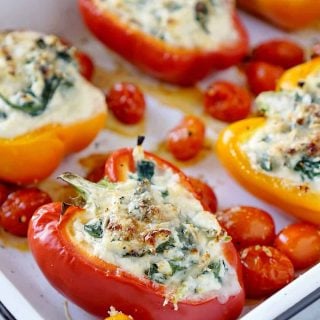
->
<box><xmin>94</xmin><ymin>0</ymin><xmax>239</xmax><ymax>51</ymax></box>
<box><xmin>62</xmin><ymin>150</ymin><xmax>240</xmax><ymax>305</ymax></box>
<box><xmin>0</xmin><ymin>31</ymin><xmax>105</xmax><ymax>138</ymax></box>
<box><xmin>242</xmin><ymin>70</ymin><xmax>320</xmax><ymax>191</ymax></box>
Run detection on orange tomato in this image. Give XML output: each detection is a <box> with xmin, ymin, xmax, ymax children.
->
<box><xmin>216</xmin><ymin>206</ymin><xmax>275</xmax><ymax>249</ymax></box>
<box><xmin>274</xmin><ymin>223</ymin><xmax>320</xmax><ymax>270</ymax></box>
<box><xmin>166</xmin><ymin>115</ymin><xmax>205</xmax><ymax>161</ymax></box>
<box><xmin>240</xmin><ymin>245</ymin><xmax>294</xmax><ymax>298</ymax></box>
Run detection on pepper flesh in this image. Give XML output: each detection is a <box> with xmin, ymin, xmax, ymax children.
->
<box><xmin>238</xmin><ymin>0</ymin><xmax>320</xmax><ymax>30</ymax></box>
<box><xmin>216</xmin><ymin>58</ymin><xmax>320</xmax><ymax>225</ymax></box>
<box><xmin>0</xmin><ymin>112</ymin><xmax>106</xmax><ymax>184</ymax></box>
<box><xmin>79</xmin><ymin>0</ymin><xmax>248</xmax><ymax>86</ymax></box>
<box><xmin>28</xmin><ymin>149</ymin><xmax>245</xmax><ymax>319</ymax></box>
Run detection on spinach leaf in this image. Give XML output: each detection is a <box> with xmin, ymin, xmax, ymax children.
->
<box><xmin>294</xmin><ymin>156</ymin><xmax>320</xmax><ymax>180</ymax></box>
<box><xmin>208</xmin><ymin>260</ymin><xmax>222</xmax><ymax>283</ymax></box>
<box><xmin>195</xmin><ymin>1</ymin><xmax>209</xmax><ymax>33</ymax></box>
<box><xmin>137</xmin><ymin>160</ymin><xmax>155</xmax><ymax>181</ymax></box>
<box><xmin>156</xmin><ymin>237</ymin><xmax>175</xmax><ymax>253</ymax></box>
<box><xmin>259</xmin><ymin>154</ymin><xmax>273</xmax><ymax>172</ymax></box>
<box><xmin>84</xmin><ymin>219</ymin><xmax>103</xmax><ymax>238</ymax></box>
<box><xmin>176</xmin><ymin>225</ymin><xmax>194</xmax><ymax>251</ymax></box>
<box><xmin>169</xmin><ymin>261</ymin><xmax>186</xmax><ymax>274</ymax></box>
<box><xmin>144</xmin><ymin>264</ymin><xmax>166</xmax><ymax>284</ymax></box>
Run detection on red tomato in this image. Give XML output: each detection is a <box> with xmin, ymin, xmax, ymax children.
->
<box><xmin>166</xmin><ymin>115</ymin><xmax>205</xmax><ymax>161</ymax></box>
<box><xmin>274</xmin><ymin>223</ymin><xmax>320</xmax><ymax>270</ymax></box>
<box><xmin>188</xmin><ymin>177</ymin><xmax>218</xmax><ymax>213</ymax></box>
<box><xmin>251</xmin><ymin>40</ymin><xmax>304</xmax><ymax>69</ymax></box>
<box><xmin>204</xmin><ymin>81</ymin><xmax>252</xmax><ymax>122</ymax></box>
<box><xmin>0</xmin><ymin>183</ymin><xmax>10</xmax><ymax>206</ymax></box>
<box><xmin>216</xmin><ymin>206</ymin><xmax>275</xmax><ymax>249</ymax></box>
<box><xmin>245</xmin><ymin>62</ymin><xmax>284</xmax><ymax>95</ymax></box>
<box><xmin>240</xmin><ymin>245</ymin><xmax>294</xmax><ymax>298</ymax></box>
<box><xmin>75</xmin><ymin>51</ymin><xmax>95</xmax><ymax>81</ymax></box>
<box><xmin>0</xmin><ymin>188</ymin><xmax>52</xmax><ymax>237</ymax></box>
<box><xmin>107</xmin><ymin>83</ymin><xmax>146</xmax><ymax>125</ymax></box>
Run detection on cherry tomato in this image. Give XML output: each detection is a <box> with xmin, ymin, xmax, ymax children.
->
<box><xmin>0</xmin><ymin>188</ymin><xmax>52</xmax><ymax>237</ymax></box>
<box><xmin>166</xmin><ymin>115</ymin><xmax>205</xmax><ymax>161</ymax></box>
<box><xmin>245</xmin><ymin>62</ymin><xmax>284</xmax><ymax>95</ymax></box>
<box><xmin>216</xmin><ymin>206</ymin><xmax>275</xmax><ymax>249</ymax></box>
<box><xmin>204</xmin><ymin>81</ymin><xmax>252</xmax><ymax>122</ymax></box>
<box><xmin>188</xmin><ymin>177</ymin><xmax>218</xmax><ymax>213</ymax></box>
<box><xmin>274</xmin><ymin>223</ymin><xmax>320</xmax><ymax>270</ymax></box>
<box><xmin>251</xmin><ymin>40</ymin><xmax>304</xmax><ymax>69</ymax></box>
<box><xmin>75</xmin><ymin>51</ymin><xmax>95</xmax><ymax>81</ymax></box>
<box><xmin>240</xmin><ymin>245</ymin><xmax>294</xmax><ymax>298</ymax></box>
<box><xmin>106</xmin><ymin>82</ymin><xmax>146</xmax><ymax>125</ymax></box>
<box><xmin>0</xmin><ymin>183</ymin><xmax>10</xmax><ymax>206</ymax></box>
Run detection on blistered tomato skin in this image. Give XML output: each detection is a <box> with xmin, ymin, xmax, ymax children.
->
<box><xmin>216</xmin><ymin>206</ymin><xmax>275</xmax><ymax>249</ymax></box>
<box><xmin>240</xmin><ymin>245</ymin><xmax>294</xmax><ymax>299</ymax></box>
<box><xmin>0</xmin><ymin>188</ymin><xmax>52</xmax><ymax>237</ymax></box>
<box><xmin>274</xmin><ymin>223</ymin><xmax>320</xmax><ymax>270</ymax></box>
<box><xmin>251</xmin><ymin>40</ymin><xmax>304</xmax><ymax>69</ymax></box>
<box><xmin>204</xmin><ymin>81</ymin><xmax>252</xmax><ymax>122</ymax></box>
<box><xmin>75</xmin><ymin>51</ymin><xmax>95</xmax><ymax>81</ymax></box>
<box><xmin>245</xmin><ymin>62</ymin><xmax>284</xmax><ymax>95</ymax></box>
<box><xmin>107</xmin><ymin>83</ymin><xmax>146</xmax><ymax>125</ymax></box>
<box><xmin>166</xmin><ymin>115</ymin><xmax>205</xmax><ymax>161</ymax></box>
<box><xmin>188</xmin><ymin>177</ymin><xmax>218</xmax><ymax>213</ymax></box>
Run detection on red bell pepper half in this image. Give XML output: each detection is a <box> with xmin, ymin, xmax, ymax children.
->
<box><xmin>28</xmin><ymin>148</ymin><xmax>244</xmax><ymax>319</ymax></box>
<box><xmin>78</xmin><ymin>0</ymin><xmax>248</xmax><ymax>85</ymax></box>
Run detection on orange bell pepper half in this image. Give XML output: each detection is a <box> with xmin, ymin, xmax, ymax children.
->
<box><xmin>217</xmin><ymin>58</ymin><xmax>320</xmax><ymax>225</ymax></box>
<box><xmin>0</xmin><ymin>112</ymin><xmax>106</xmax><ymax>185</ymax></box>
<box><xmin>79</xmin><ymin>0</ymin><xmax>248</xmax><ymax>86</ymax></box>
<box><xmin>238</xmin><ymin>0</ymin><xmax>320</xmax><ymax>30</ymax></box>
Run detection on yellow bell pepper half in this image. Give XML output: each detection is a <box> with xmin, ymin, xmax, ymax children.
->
<box><xmin>216</xmin><ymin>58</ymin><xmax>320</xmax><ymax>225</ymax></box>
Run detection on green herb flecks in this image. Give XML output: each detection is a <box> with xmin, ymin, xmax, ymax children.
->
<box><xmin>156</xmin><ymin>237</ymin><xmax>175</xmax><ymax>253</ymax></box>
<box><xmin>161</xmin><ymin>190</ymin><xmax>169</xmax><ymax>198</ymax></box>
<box><xmin>137</xmin><ymin>160</ymin><xmax>155</xmax><ymax>181</ymax></box>
<box><xmin>176</xmin><ymin>225</ymin><xmax>195</xmax><ymax>251</ymax></box>
<box><xmin>208</xmin><ymin>260</ymin><xmax>222</xmax><ymax>283</ymax></box>
<box><xmin>259</xmin><ymin>154</ymin><xmax>273</xmax><ymax>172</ymax></box>
<box><xmin>169</xmin><ymin>261</ymin><xmax>186</xmax><ymax>274</ymax></box>
<box><xmin>145</xmin><ymin>263</ymin><xmax>166</xmax><ymax>284</ymax></box>
<box><xmin>0</xmin><ymin>76</ymin><xmax>62</xmax><ymax>116</ymax></box>
<box><xmin>0</xmin><ymin>111</ymin><xmax>7</xmax><ymax>119</ymax></box>
<box><xmin>36</xmin><ymin>38</ymin><xmax>46</xmax><ymax>49</ymax></box>
<box><xmin>195</xmin><ymin>1</ymin><xmax>209</xmax><ymax>33</ymax></box>
<box><xmin>294</xmin><ymin>156</ymin><xmax>320</xmax><ymax>180</ymax></box>
<box><xmin>84</xmin><ymin>219</ymin><xmax>104</xmax><ymax>238</ymax></box>
<box><xmin>56</xmin><ymin>51</ymin><xmax>72</xmax><ymax>62</ymax></box>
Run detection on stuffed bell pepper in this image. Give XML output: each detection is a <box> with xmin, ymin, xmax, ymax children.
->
<box><xmin>28</xmin><ymin>143</ymin><xmax>245</xmax><ymax>319</ymax></box>
<box><xmin>79</xmin><ymin>0</ymin><xmax>248</xmax><ymax>85</ymax></box>
<box><xmin>238</xmin><ymin>0</ymin><xmax>320</xmax><ymax>30</ymax></box>
<box><xmin>0</xmin><ymin>31</ymin><xmax>106</xmax><ymax>184</ymax></box>
<box><xmin>217</xmin><ymin>58</ymin><xmax>320</xmax><ymax>225</ymax></box>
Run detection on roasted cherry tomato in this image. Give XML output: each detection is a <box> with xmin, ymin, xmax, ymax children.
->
<box><xmin>240</xmin><ymin>245</ymin><xmax>294</xmax><ymax>298</ymax></box>
<box><xmin>251</xmin><ymin>40</ymin><xmax>304</xmax><ymax>69</ymax></box>
<box><xmin>0</xmin><ymin>188</ymin><xmax>52</xmax><ymax>237</ymax></box>
<box><xmin>166</xmin><ymin>115</ymin><xmax>205</xmax><ymax>161</ymax></box>
<box><xmin>75</xmin><ymin>50</ymin><xmax>95</xmax><ymax>81</ymax></box>
<box><xmin>106</xmin><ymin>82</ymin><xmax>146</xmax><ymax>125</ymax></box>
<box><xmin>274</xmin><ymin>223</ymin><xmax>320</xmax><ymax>270</ymax></box>
<box><xmin>216</xmin><ymin>206</ymin><xmax>275</xmax><ymax>249</ymax></box>
<box><xmin>188</xmin><ymin>177</ymin><xmax>218</xmax><ymax>213</ymax></box>
<box><xmin>204</xmin><ymin>81</ymin><xmax>252</xmax><ymax>122</ymax></box>
<box><xmin>245</xmin><ymin>62</ymin><xmax>284</xmax><ymax>95</ymax></box>
<box><xmin>0</xmin><ymin>183</ymin><xmax>10</xmax><ymax>206</ymax></box>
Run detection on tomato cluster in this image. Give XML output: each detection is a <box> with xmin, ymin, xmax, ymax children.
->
<box><xmin>0</xmin><ymin>182</ymin><xmax>51</xmax><ymax>237</ymax></box>
<box><xmin>216</xmin><ymin>205</ymin><xmax>320</xmax><ymax>299</ymax></box>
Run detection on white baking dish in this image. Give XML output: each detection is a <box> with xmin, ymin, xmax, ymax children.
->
<box><xmin>0</xmin><ymin>1</ymin><xmax>319</xmax><ymax>319</ymax></box>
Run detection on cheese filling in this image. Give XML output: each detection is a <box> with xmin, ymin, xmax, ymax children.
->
<box><xmin>242</xmin><ymin>71</ymin><xmax>320</xmax><ymax>191</ymax></box>
<box><xmin>94</xmin><ymin>0</ymin><xmax>239</xmax><ymax>50</ymax></box>
<box><xmin>0</xmin><ymin>31</ymin><xmax>105</xmax><ymax>138</ymax></box>
<box><xmin>61</xmin><ymin>149</ymin><xmax>240</xmax><ymax>305</ymax></box>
